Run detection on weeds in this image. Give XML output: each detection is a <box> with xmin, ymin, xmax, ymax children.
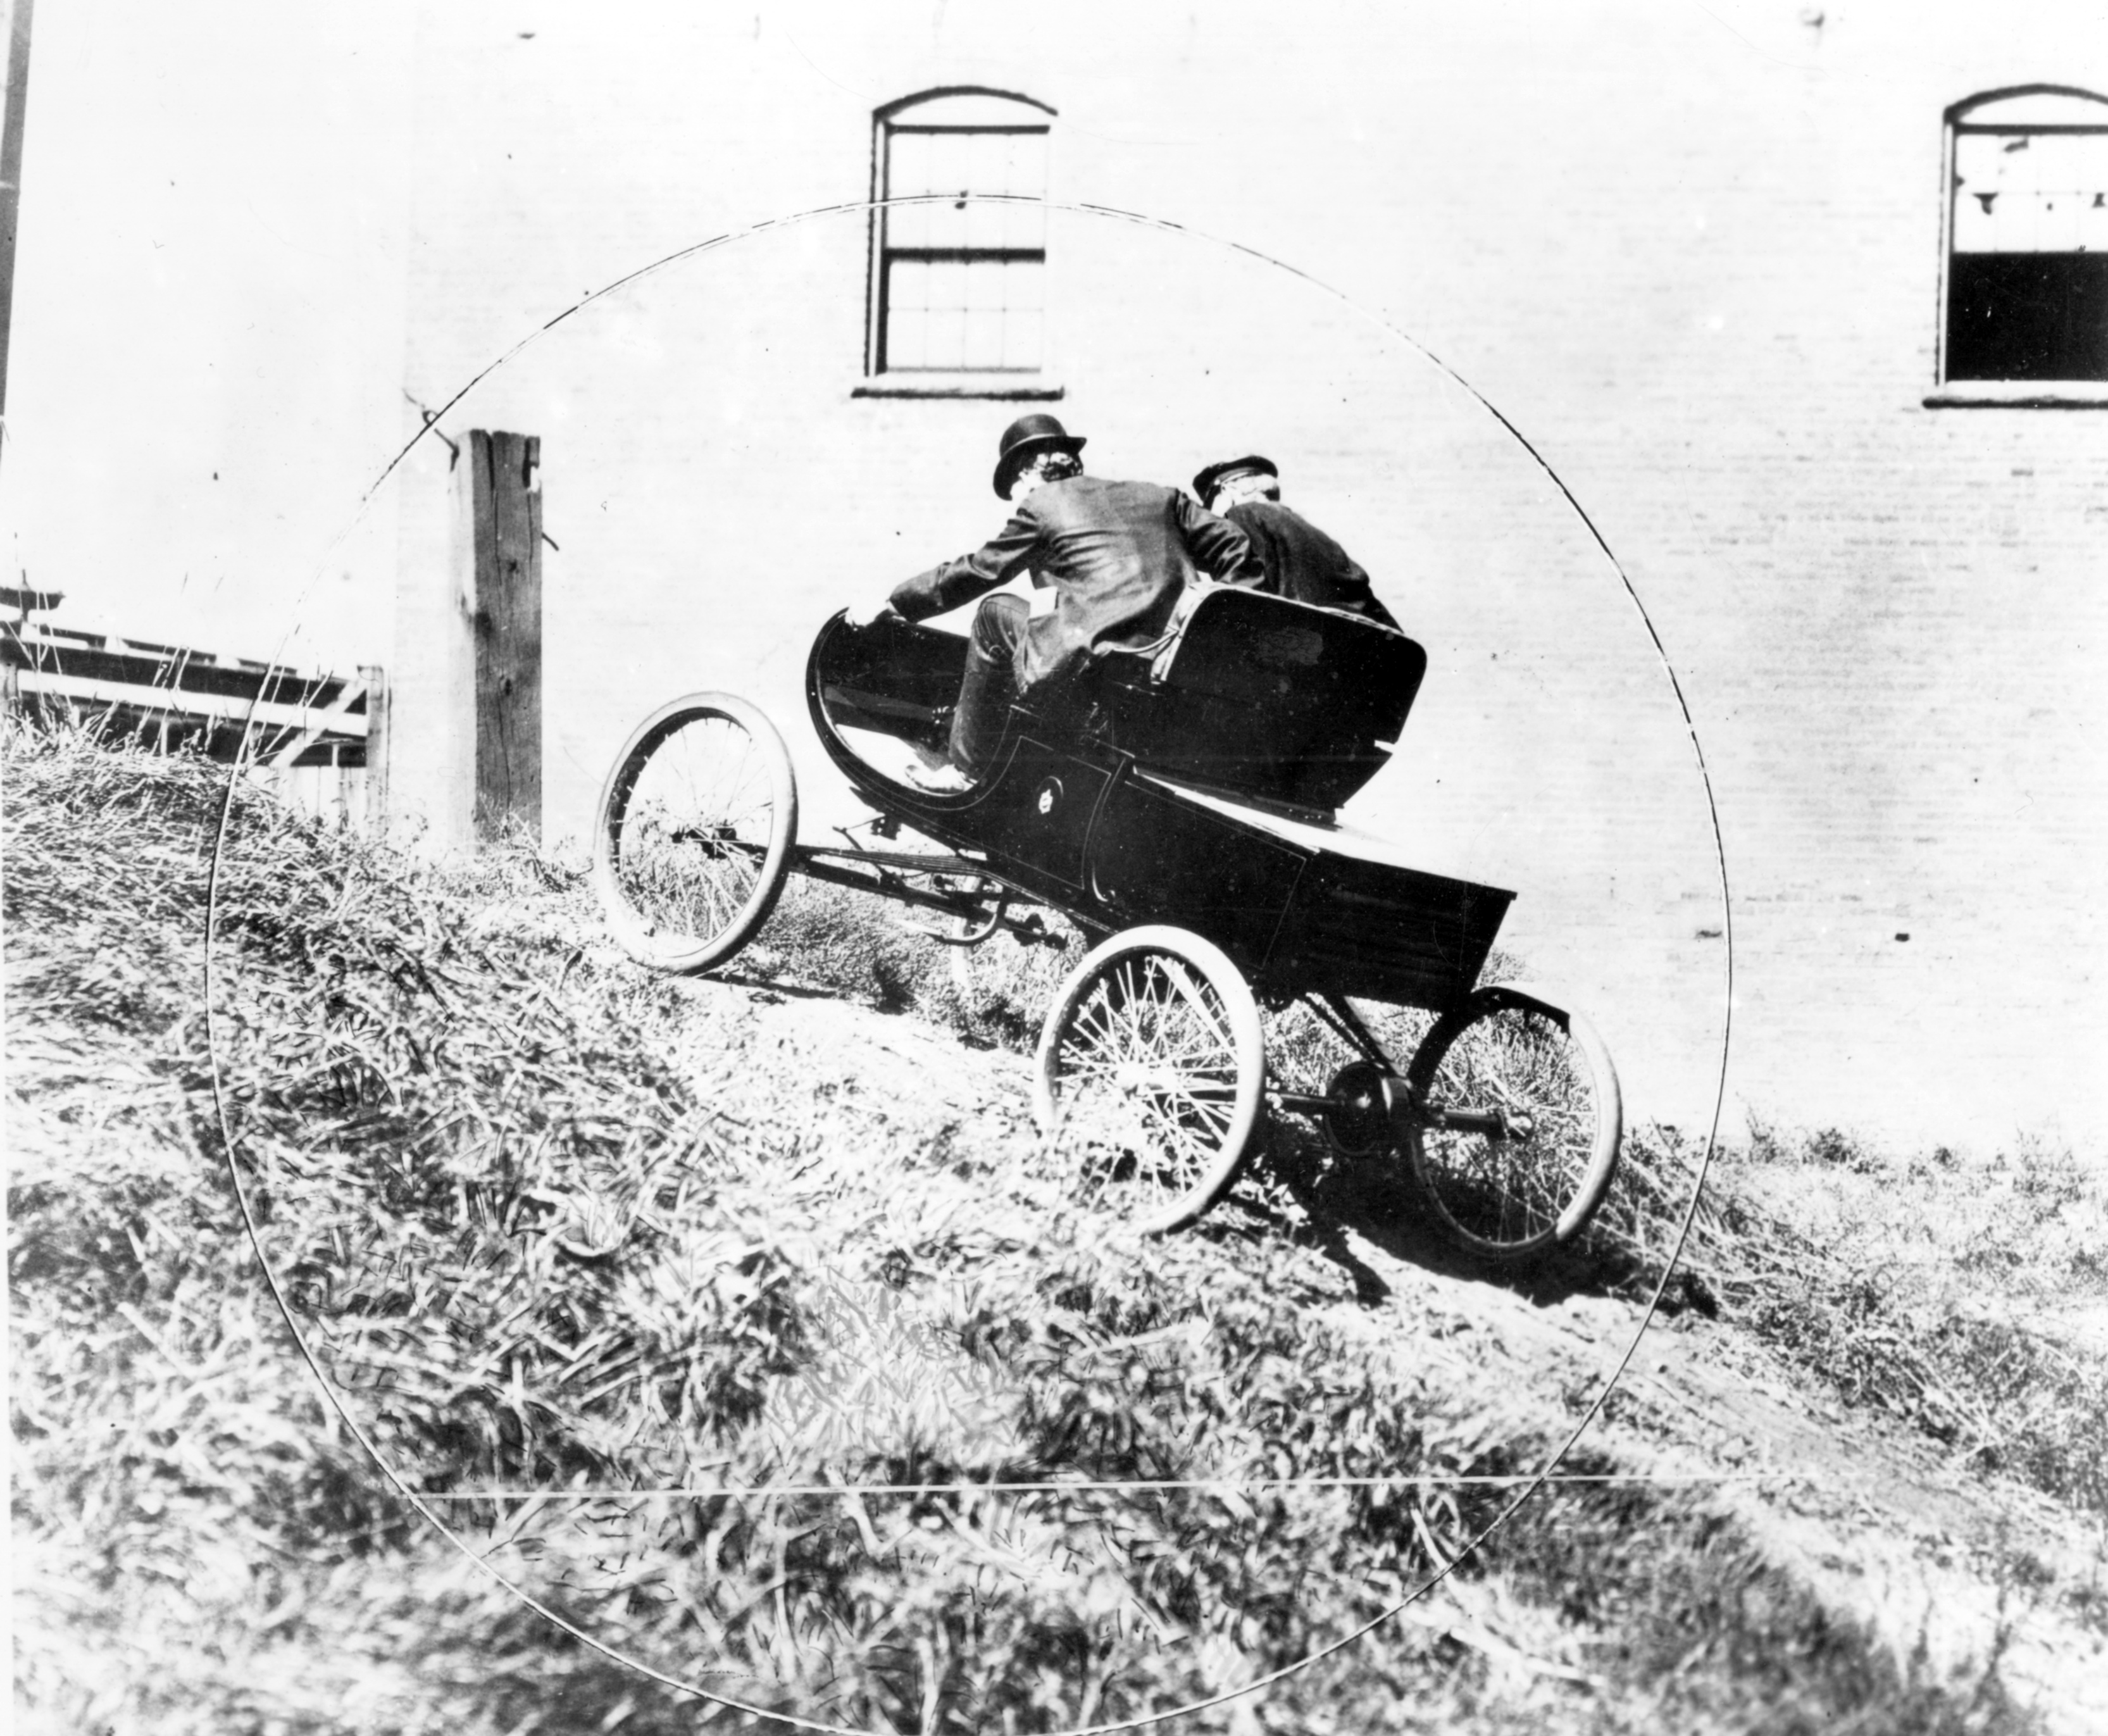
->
<box><xmin>4</xmin><ymin>725</ymin><xmax>2083</xmax><ymax>1733</ymax></box>
<box><xmin>1613</xmin><ymin>1120</ymin><xmax>2108</xmax><ymax>1526</ymax></box>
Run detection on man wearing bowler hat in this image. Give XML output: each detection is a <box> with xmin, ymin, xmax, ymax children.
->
<box><xmin>852</xmin><ymin>414</ymin><xmax>1263</xmax><ymax>790</ymax></box>
<box><xmin>1190</xmin><ymin>454</ymin><xmax>1399</xmax><ymax>631</ymax></box>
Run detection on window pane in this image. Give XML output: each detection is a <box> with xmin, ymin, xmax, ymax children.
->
<box><xmin>1947</xmin><ymin>254</ymin><xmax>2108</xmax><ymax>379</ymax></box>
<box><xmin>923</xmin><ymin>306</ymin><xmax>968</xmax><ymax>369</ymax></box>
<box><xmin>2081</xmin><ymin>187</ymin><xmax>2108</xmax><ymax>253</ymax></box>
<box><xmin>961</xmin><ymin>308</ymin><xmax>1006</xmax><ymax>368</ymax></box>
<box><xmin>889</xmin><ymin>258</ymin><xmax>929</xmax><ymax>314</ymax></box>
<box><xmin>1001</xmin><ymin>257</ymin><xmax>1044</xmax><ymax>317</ymax></box>
<box><xmin>1004</xmin><ymin>308</ymin><xmax>1045</xmax><ymax>370</ymax></box>
<box><xmin>963</xmin><ymin>260</ymin><xmax>1007</xmax><ymax>311</ymax></box>
<box><xmin>1011</xmin><ymin>132</ymin><xmax>1049</xmax><ymax>197</ymax></box>
<box><xmin>889</xmin><ymin>130</ymin><xmax>930</xmax><ymax>194</ymax></box>
<box><xmin>892</xmin><ymin>125</ymin><xmax>1048</xmax><ymax>194</ymax></box>
<box><xmin>1948</xmin><ymin>124</ymin><xmax>2108</xmax><ymax>380</ymax></box>
<box><xmin>1002</xmin><ymin>135</ymin><xmax>1047</xmax><ymax>247</ymax></box>
<box><xmin>921</xmin><ymin>130</ymin><xmax>970</xmax><ymax>195</ymax></box>
<box><xmin>971</xmin><ymin>129</ymin><xmax>1032</xmax><ymax>196</ymax></box>
<box><xmin>918</xmin><ymin>195</ymin><xmax>975</xmax><ymax>252</ymax></box>
<box><xmin>885</xmin><ymin>132</ymin><xmax>928</xmax><ymax>247</ymax></box>
<box><xmin>991</xmin><ymin>260</ymin><xmax>1045</xmax><ymax>368</ymax></box>
<box><xmin>887</xmin><ymin>198</ymin><xmax>926</xmax><ymax>251</ymax></box>
<box><xmin>887</xmin><ymin>126</ymin><xmax>1046</xmax><ymax>252</ymax></box>
<box><xmin>926</xmin><ymin>259</ymin><xmax>968</xmax><ymax>312</ymax></box>
<box><xmin>874</xmin><ymin>101</ymin><xmax>1051</xmax><ymax>373</ymax></box>
<box><xmin>887</xmin><ymin>306</ymin><xmax>926</xmax><ymax>370</ymax></box>
<box><xmin>1954</xmin><ymin>130</ymin><xmax>2108</xmax><ymax>253</ymax></box>
<box><xmin>902</xmin><ymin>132</ymin><xmax>968</xmax><ymax>248</ymax></box>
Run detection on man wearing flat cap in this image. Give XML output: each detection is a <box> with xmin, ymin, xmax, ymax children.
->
<box><xmin>854</xmin><ymin>414</ymin><xmax>1263</xmax><ymax>789</ymax></box>
<box><xmin>1192</xmin><ymin>455</ymin><xmax>1399</xmax><ymax>632</ymax></box>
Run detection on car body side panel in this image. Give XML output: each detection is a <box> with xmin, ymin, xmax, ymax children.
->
<box><xmin>1083</xmin><ymin>772</ymin><xmax>1308</xmax><ymax>966</ymax></box>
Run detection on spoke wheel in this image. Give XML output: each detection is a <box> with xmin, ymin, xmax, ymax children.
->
<box><xmin>1404</xmin><ymin>984</ymin><xmax>1622</xmax><ymax>1265</ymax></box>
<box><xmin>1034</xmin><ymin>926</ymin><xmax>1266</xmax><ymax>1235</ymax></box>
<box><xmin>592</xmin><ymin>692</ymin><xmax>799</xmax><ymax>973</ymax></box>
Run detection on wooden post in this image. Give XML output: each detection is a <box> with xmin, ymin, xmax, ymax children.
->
<box><xmin>0</xmin><ymin>0</ymin><xmax>33</xmax><ymax>464</ymax></box>
<box><xmin>358</xmin><ymin>661</ymin><xmax>389</xmax><ymax>837</ymax></box>
<box><xmin>465</xmin><ymin>430</ymin><xmax>542</xmax><ymax>842</ymax></box>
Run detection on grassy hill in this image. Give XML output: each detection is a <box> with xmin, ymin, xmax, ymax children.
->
<box><xmin>7</xmin><ymin>727</ymin><xmax>2103</xmax><ymax>1734</ymax></box>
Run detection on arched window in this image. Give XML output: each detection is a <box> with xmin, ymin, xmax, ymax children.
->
<box><xmin>863</xmin><ymin>89</ymin><xmax>1057</xmax><ymax>392</ymax></box>
<box><xmin>1938</xmin><ymin>86</ymin><xmax>2108</xmax><ymax>398</ymax></box>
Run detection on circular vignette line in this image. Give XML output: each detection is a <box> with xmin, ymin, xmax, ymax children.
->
<box><xmin>205</xmin><ymin>192</ymin><xmax>1736</xmax><ymax>1735</ymax></box>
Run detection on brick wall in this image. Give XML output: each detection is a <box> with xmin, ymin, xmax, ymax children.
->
<box><xmin>389</xmin><ymin>0</ymin><xmax>2107</xmax><ymax>1147</ymax></box>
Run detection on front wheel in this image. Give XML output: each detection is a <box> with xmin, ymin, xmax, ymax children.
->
<box><xmin>1034</xmin><ymin>926</ymin><xmax>1266</xmax><ymax>1235</ymax></box>
<box><xmin>592</xmin><ymin>692</ymin><xmax>799</xmax><ymax>973</ymax></box>
<box><xmin>1404</xmin><ymin>984</ymin><xmax>1622</xmax><ymax>1265</ymax></box>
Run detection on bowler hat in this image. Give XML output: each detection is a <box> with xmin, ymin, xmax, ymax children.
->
<box><xmin>992</xmin><ymin>413</ymin><xmax>1087</xmax><ymax>499</ymax></box>
<box><xmin>1192</xmin><ymin>453</ymin><xmax>1278</xmax><ymax>504</ymax></box>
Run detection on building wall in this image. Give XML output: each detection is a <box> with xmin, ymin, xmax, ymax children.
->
<box><xmin>388</xmin><ymin>0</ymin><xmax>2107</xmax><ymax>1149</ymax></box>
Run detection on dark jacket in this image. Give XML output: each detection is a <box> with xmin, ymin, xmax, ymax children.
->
<box><xmin>1223</xmin><ymin>498</ymin><xmax>1398</xmax><ymax>630</ymax></box>
<box><xmin>889</xmin><ymin>475</ymin><xmax>1263</xmax><ymax>691</ymax></box>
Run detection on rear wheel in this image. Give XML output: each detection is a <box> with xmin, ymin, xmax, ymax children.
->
<box><xmin>592</xmin><ymin>693</ymin><xmax>798</xmax><ymax>973</ymax></box>
<box><xmin>1035</xmin><ymin>926</ymin><xmax>1266</xmax><ymax>1235</ymax></box>
<box><xmin>1404</xmin><ymin>984</ymin><xmax>1622</xmax><ymax>1265</ymax></box>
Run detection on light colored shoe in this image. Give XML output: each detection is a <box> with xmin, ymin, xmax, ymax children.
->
<box><xmin>905</xmin><ymin>758</ymin><xmax>973</xmax><ymax>794</ymax></box>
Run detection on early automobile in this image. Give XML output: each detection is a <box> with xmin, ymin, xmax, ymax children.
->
<box><xmin>592</xmin><ymin>587</ymin><xmax>1620</xmax><ymax>1257</ymax></box>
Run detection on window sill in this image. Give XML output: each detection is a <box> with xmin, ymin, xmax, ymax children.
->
<box><xmin>1923</xmin><ymin>380</ymin><xmax>2108</xmax><ymax>409</ymax></box>
<box><xmin>852</xmin><ymin>376</ymin><xmax>1066</xmax><ymax>402</ymax></box>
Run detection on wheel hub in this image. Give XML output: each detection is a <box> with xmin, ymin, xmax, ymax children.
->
<box><xmin>1321</xmin><ymin>1060</ymin><xmax>1396</xmax><ymax>1157</ymax></box>
<box><xmin>1113</xmin><ymin>1063</ymin><xmax>1176</xmax><ymax>1096</ymax></box>
<box><xmin>670</xmin><ymin>821</ymin><xmax>739</xmax><ymax>854</ymax></box>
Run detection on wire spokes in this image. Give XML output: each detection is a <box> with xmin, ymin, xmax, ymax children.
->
<box><xmin>593</xmin><ymin>694</ymin><xmax>800</xmax><ymax>976</ymax></box>
<box><xmin>1410</xmin><ymin>994</ymin><xmax>1618</xmax><ymax>1256</ymax></box>
<box><xmin>1051</xmin><ymin>949</ymin><xmax>1246</xmax><ymax>1214</ymax></box>
<box><xmin>613</xmin><ymin>715</ymin><xmax>778</xmax><ymax>945</ymax></box>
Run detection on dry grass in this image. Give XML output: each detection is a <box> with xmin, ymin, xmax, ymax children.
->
<box><xmin>6</xmin><ymin>723</ymin><xmax>2071</xmax><ymax>1733</ymax></box>
<box><xmin>1552</xmin><ymin>1118</ymin><xmax>2108</xmax><ymax>1532</ymax></box>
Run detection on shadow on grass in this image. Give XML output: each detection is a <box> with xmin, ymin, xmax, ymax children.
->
<box><xmin>704</xmin><ymin>969</ymin><xmax>843</xmax><ymax>1002</ymax></box>
<box><xmin>1256</xmin><ymin>1121</ymin><xmax>1664</xmax><ymax>1311</ymax></box>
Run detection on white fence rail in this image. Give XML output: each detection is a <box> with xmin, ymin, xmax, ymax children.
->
<box><xmin>3</xmin><ymin>618</ymin><xmax>387</xmax><ymax>834</ymax></box>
